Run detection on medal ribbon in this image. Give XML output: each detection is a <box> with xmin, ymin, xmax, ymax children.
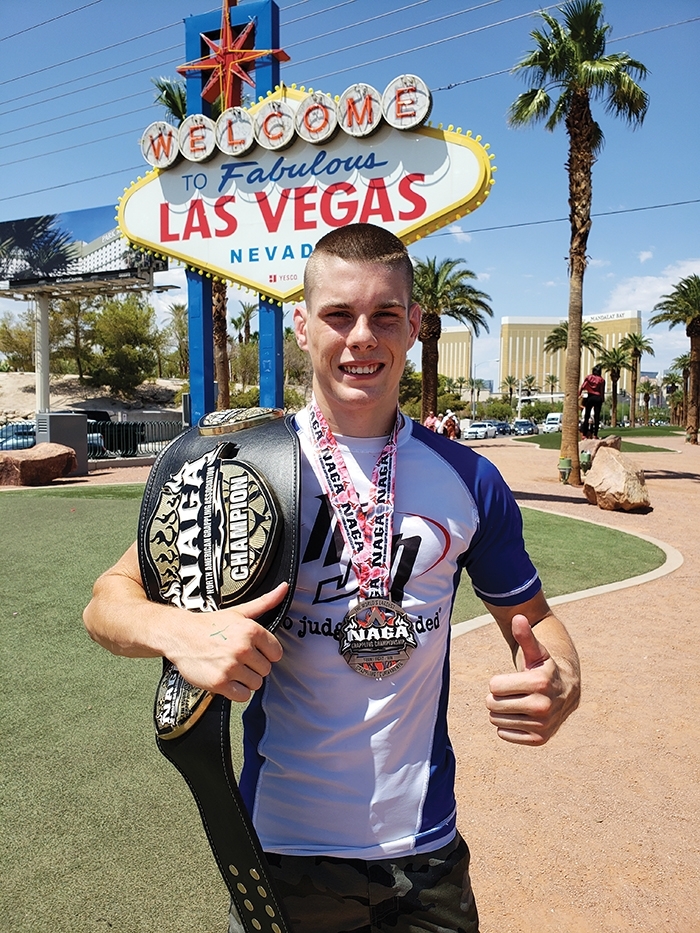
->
<box><xmin>307</xmin><ymin>398</ymin><xmax>400</xmax><ymax>601</ymax></box>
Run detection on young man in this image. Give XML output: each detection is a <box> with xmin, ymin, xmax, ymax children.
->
<box><xmin>84</xmin><ymin>224</ymin><xmax>580</xmax><ymax>933</ymax></box>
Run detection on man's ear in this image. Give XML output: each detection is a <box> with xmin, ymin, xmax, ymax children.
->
<box><xmin>293</xmin><ymin>302</ymin><xmax>309</xmax><ymax>350</ymax></box>
<box><xmin>407</xmin><ymin>302</ymin><xmax>422</xmax><ymax>349</ymax></box>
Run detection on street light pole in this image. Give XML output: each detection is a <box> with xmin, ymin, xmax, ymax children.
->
<box><xmin>471</xmin><ymin>358</ymin><xmax>499</xmax><ymax>417</ymax></box>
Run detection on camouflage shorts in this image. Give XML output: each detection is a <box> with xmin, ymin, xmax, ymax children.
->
<box><xmin>228</xmin><ymin>832</ymin><xmax>479</xmax><ymax>933</ymax></box>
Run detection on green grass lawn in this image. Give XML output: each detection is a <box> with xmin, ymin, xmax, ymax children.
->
<box><xmin>512</xmin><ymin>431</ymin><xmax>676</xmax><ymax>453</ymax></box>
<box><xmin>1</xmin><ymin>484</ymin><xmax>666</xmax><ymax>932</ymax></box>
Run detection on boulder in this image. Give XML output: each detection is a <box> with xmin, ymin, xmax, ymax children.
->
<box><xmin>580</xmin><ymin>435</ymin><xmax>622</xmax><ymax>460</ymax></box>
<box><xmin>582</xmin><ymin>446</ymin><xmax>651</xmax><ymax>512</ymax></box>
<box><xmin>0</xmin><ymin>443</ymin><xmax>78</xmax><ymax>487</ymax></box>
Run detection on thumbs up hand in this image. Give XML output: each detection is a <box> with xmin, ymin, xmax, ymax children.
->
<box><xmin>487</xmin><ymin>614</ymin><xmax>572</xmax><ymax>746</ymax></box>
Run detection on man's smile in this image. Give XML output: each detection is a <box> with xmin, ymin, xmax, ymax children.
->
<box><xmin>340</xmin><ymin>363</ymin><xmax>384</xmax><ymax>375</ymax></box>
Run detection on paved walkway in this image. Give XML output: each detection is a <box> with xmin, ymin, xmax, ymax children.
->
<box><xmin>26</xmin><ymin>433</ymin><xmax>700</xmax><ymax>933</ymax></box>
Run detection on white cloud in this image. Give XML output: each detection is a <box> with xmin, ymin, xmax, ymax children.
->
<box><xmin>602</xmin><ymin>258</ymin><xmax>700</xmax><ymax>314</ymax></box>
<box><xmin>448</xmin><ymin>224</ymin><xmax>472</xmax><ymax>244</ymax></box>
<box><xmin>476</xmin><ymin>272</ymin><xmax>491</xmax><ymax>282</ymax></box>
<box><xmin>602</xmin><ymin>258</ymin><xmax>700</xmax><ymax>372</ymax></box>
<box><xmin>544</xmin><ymin>280</ymin><xmax>557</xmax><ymax>288</ymax></box>
<box><xmin>638</xmin><ymin>250</ymin><xmax>654</xmax><ymax>264</ymax></box>
<box><xmin>589</xmin><ymin>258</ymin><xmax>611</xmax><ymax>268</ymax></box>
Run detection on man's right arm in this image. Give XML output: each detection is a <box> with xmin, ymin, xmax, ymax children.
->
<box><xmin>83</xmin><ymin>542</ymin><xmax>287</xmax><ymax>703</ymax></box>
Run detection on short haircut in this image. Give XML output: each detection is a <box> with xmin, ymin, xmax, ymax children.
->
<box><xmin>304</xmin><ymin>223</ymin><xmax>413</xmax><ymax>300</ymax></box>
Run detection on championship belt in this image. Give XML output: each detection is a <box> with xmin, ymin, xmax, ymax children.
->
<box><xmin>138</xmin><ymin>408</ymin><xmax>300</xmax><ymax>933</ymax></box>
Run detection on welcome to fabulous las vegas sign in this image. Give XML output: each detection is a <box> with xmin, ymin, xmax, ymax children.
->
<box><xmin>118</xmin><ymin>75</ymin><xmax>496</xmax><ymax>303</ymax></box>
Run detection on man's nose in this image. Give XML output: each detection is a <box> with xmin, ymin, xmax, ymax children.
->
<box><xmin>347</xmin><ymin>315</ymin><xmax>377</xmax><ymax>349</ymax></box>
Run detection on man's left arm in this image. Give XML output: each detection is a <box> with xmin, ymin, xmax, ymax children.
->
<box><xmin>483</xmin><ymin>590</ymin><xmax>581</xmax><ymax>746</ymax></box>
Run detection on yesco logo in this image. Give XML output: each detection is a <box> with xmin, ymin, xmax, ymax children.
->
<box><xmin>141</xmin><ymin>75</ymin><xmax>432</xmax><ymax>168</ymax></box>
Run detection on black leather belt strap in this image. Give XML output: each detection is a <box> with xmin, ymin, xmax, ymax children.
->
<box><xmin>137</xmin><ymin>409</ymin><xmax>300</xmax><ymax>933</ymax></box>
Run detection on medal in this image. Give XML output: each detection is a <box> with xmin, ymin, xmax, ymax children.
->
<box><xmin>307</xmin><ymin>399</ymin><xmax>417</xmax><ymax>679</ymax></box>
<box><xmin>339</xmin><ymin>598</ymin><xmax>417</xmax><ymax>679</ymax></box>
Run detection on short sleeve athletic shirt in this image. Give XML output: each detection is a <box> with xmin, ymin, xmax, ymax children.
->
<box><xmin>240</xmin><ymin>409</ymin><xmax>541</xmax><ymax>859</ymax></box>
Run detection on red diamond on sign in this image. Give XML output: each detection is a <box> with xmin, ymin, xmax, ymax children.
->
<box><xmin>269</xmin><ymin>274</ymin><xmax>277</xmax><ymax>283</ymax></box>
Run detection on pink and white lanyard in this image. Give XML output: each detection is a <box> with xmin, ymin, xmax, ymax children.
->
<box><xmin>307</xmin><ymin>398</ymin><xmax>400</xmax><ymax>601</ymax></box>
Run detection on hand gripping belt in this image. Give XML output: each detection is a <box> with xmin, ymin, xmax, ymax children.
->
<box><xmin>137</xmin><ymin>408</ymin><xmax>300</xmax><ymax>933</ymax></box>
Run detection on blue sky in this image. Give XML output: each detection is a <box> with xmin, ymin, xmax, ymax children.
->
<box><xmin>1</xmin><ymin>0</ymin><xmax>699</xmax><ymax>387</ymax></box>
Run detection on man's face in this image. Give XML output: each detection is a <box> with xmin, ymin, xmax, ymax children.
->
<box><xmin>294</xmin><ymin>256</ymin><xmax>421</xmax><ymax>435</ymax></box>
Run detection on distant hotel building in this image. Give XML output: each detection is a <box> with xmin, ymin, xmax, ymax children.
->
<box><xmin>437</xmin><ymin>326</ymin><xmax>473</xmax><ymax>381</ymax></box>
<box><xmin>499</xmin><ymin>311</ymin><xmax>641</xmax><ymax>396</ymax></box>
<box><xmin>64</xmin><ymin>227</ymin><xmax>130</xmax><ymax>276</ymax></box>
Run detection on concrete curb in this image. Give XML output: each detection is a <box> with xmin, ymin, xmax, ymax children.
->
<box><xmin>451</xmin><ymin>505</ymin><xmax>684</xmax><ymax>639</ymax></box>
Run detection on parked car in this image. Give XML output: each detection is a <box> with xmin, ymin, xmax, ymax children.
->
<box><xmin>0</xmin><ymin>419</ymin><xmax>107</xmax><ymax>456</ymax></box>
<box><xmin>465</xmin><ymin>421</ymin><xmax>497</xmax><ymax>440</ymax></box>
<box><xmin>542</xmin><ymin>412</ymin><xmax>563</xmax><ymax>433</ymax></box>
<box><xmin>0</xmin><ymin>421</ymin><xmax>36</xmax><ymax>450</ymax></box>
<box><xmin>512</xmin><ymin>419</ymin><xmax>538</xmax><ymax>436</ymax></box>
<box><xmin>490</xmin><ymin>420</ymin><xmax>511</xmax><ymax>436</ymax></box>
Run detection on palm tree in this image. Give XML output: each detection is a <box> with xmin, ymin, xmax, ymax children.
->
<box><xmin>152</xmin><ymin>75</ymin><xmax>230</xmax><ymax>408</ymax></box>
<box><xmin>637</xmin><ymin>379</ymin><xmax>656</xmax><ymax>426</ymax></box>
<box><xmin>597</xmin><ymin>345</ymin><xmax>631</xmax><ymax>428</ymax></box>
<box><xmin>620</xmin><ymin>331</ymin><xmax>654</xmax><ymax>428</ymax></box>
<box><xmin>500</xmin><ymin>374</ymin><xmax>518</xmax><ymax>404</ymax></box>
<box><xmin>0</xmin><ymin>215</ymin><xmax>75</xmax><ymax>279</ymax></box>
<box><xmin>167</xmin><ymin>302</ymin><xmax>189</xmax><ymax>378</ymax></box>
<box><xmin>671</xmin><ymin>353</ymin><xmax>691</xmax><ymax>425</ymax></box>
<box><xmin>543</xmin><ymin>320</ymin><xmax>604</xmax><ymax>356</ymax></box>
<box><xmin>545</xmin><ymin>373</ymin><xmax>559</xmax><ymax>401</ymax></box>
<box><xmin>650</xmin><ymin>276</ymin><xmax>700</xmax><ymax>444</ymax></box>
<box><xmin>663</xmin><ymin>374</ymin><xmax>683</xmax><ymax>426</ymax></box>
<box><xmin>454</xmin><ymin>375</ymin><xmax>468</xmax><ymax>399</ymax></box>
<box><xmin>412</xmin><ymin>257</ymin><xmax>492</xmax><ymax>421</ymax></box>
<box><xmin>509</xmin><ymin>0</ymin><xmax>648</xmax><ymax>482</ymax></box>
<box><xmin>521</xmin><ymin>374</ymin><xmax>540</xmax><ymax>397</ymax></box>
<box><xmin>237</xmin><ymin>301</ymin><xmax>258</xmax><ymax>344</ymax></box>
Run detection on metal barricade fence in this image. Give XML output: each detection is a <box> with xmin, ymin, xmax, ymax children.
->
<box><xmin>90</xmin><ymin>419</ymin><xmax>184</xmax><ymax>459</ymax></box>
<box><xmin>0</xmin><ymin>416</ymin><xmax>184</xmax><ymax>459</ymax></box>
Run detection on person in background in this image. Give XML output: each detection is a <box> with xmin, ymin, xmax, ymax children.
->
<box><xmin>423</xmin><ymin>410</ymin><xmax>438</xmax><ymax>431</ymax></box>
<box><xmin>580</xmin><ymin>364</ymin><xmax>606</xmax><ymax>439</ymax></box>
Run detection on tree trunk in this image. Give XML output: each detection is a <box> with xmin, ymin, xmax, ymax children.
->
<box><xmin>686</xmin><ymin>322</ymin><xmax>700</xmax><ymax>444</ymax></box>
<box><xmin>629</xmin><ymin>355</ymin><xmax>639</xmax><ymax>428</ymax></box>
<box><xmin>419</xmin><ymin>311</ymin><xmax>440</xmax><ymax>422</ymax></box>
<box><xmin>212</xmin><ymin>279</ymin><xmax>230</xmax><ymax>410</ymax></box>
<box><xmin>560</xmin><ymin>91</ymin><xmax>596</xmax><ymax>485</ymax></box>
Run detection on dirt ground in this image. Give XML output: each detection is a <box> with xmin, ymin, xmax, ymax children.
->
<box><xmin>4</xmin><ymin>371</ymin><xmax>698</xmax><ymax>933</ymax></box>
<box><xmin>449</xmin><ymin>434</ymin><xmax>700</xmax><ymax>933</ymax></box>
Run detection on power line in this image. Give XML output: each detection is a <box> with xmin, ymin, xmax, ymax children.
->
<box><xmin>0</xmin><ymin>0</ymin><xmax>104</xmax><ymax>44</ymax></box>
<box><xmin>284</xmin><ymin>0</ymin><xmax>358</xmax><ymax>27</ymax></box>
<box><xmin>434</xmin><ymin>198</ymin><xmax>700</xmax><ymax>237</ymax></box>
<box><xmin>0</xmin><ymin>44</ymin><xmax>181</xmax><ymax>112</ymax></box>
<box><xmin>0</xmin><ymin>126</ymin><xmax>147</xmax><ymax>170</ymax></box>
<box><xmin>0</xmin><ymin>165</ymin><xmax>145</xmax><ymax>204</ymax></box>
<box><xmin>301</xmin><ymin>3</ymin><xmax>561</xmax><ymax>83</ymax></box>
<box><xmin>0</xmin><ymin>21</ymin><xmax>179</xmax><ymax>88</ymax></box>
<box><xmin>610</xmin><ymin>15</ymin><xmax>700</xmax><ymax>43</ymax></box>
<box><xmin>285</xmin><ymin>0</ymin><xmax>433</xmax><ymax>49</ymax></box>
<box><xmin>388</xmin><ymin>13</ymin><xmax>700</xmax><ymax>95</ymax></box>
<box><xmin>292</xmin><ymin>0</ymin><xmax>507</xmax><ymax>67</ymax></box>
<box><xmin>0</xmin><ymin>98</ymin><xmax>153</xmax><ymax>153</ymax></box>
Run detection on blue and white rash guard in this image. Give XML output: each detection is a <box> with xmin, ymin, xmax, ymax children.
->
<box><xmin>240</xmin><ymin>409</ymin><xmax>541</xmax><ymax>859</ymax></box>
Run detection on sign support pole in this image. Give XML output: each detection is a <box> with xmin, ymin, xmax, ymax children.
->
<box><xmin>35</xmin><ymin>293</ymin><xmax>50</xmax><ymax>412</ymax></box>
<box><xmin>183</xmin><ymin>1</ymin><xmax>283</xmax><ymax>421</ymax></box>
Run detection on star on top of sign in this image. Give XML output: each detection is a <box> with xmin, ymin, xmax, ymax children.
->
<box><xmin>176</xmin><ymin>0</ymin><xmax>290</xmax><ymax>109</ymax></box>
